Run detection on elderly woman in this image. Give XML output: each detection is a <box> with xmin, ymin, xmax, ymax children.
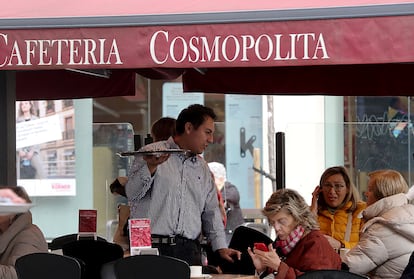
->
<box><xmin>343</xmin><ymin>169</ymin><xmax>414</xmax><ymax>278</ymax></box>
<box><xmin>311</xmin><ymin>166</ymin><xmax>366</xmax><ymax>249</ymax></box>
<box><xmin>0</xmin><ymin>186</ymin><xmax>48</xmax><ymax>279</ymax></box>
<box><xmin>248</xmin><ymin>189</ymin><xmax>341</xmax><ymax>279</ymax></box>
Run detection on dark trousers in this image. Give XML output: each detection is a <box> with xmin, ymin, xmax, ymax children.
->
<box><xmin>152</xmin><ymin>236</ymin><xmax>202</xmax><ymax>265</ymax></box>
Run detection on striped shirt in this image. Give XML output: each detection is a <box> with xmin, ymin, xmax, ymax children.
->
<box><xmin>125</xmin><ymin>137</ymin><xmax>227</xmax><ymax>251</ymax></box>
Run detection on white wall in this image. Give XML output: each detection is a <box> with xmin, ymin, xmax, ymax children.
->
<box><xmin>30</xmin><ymin>99</ymin><xmax>93</xmax><ymax>240</ymax></box>
<box><xmin>261</xmin><ymin>96</ymin><xmax>345</xmax><ymax>205</ymax></box>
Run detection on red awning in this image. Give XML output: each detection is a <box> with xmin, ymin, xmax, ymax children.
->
<box><xmin>1</xmin><ymin>0</ymin><xmax>414</xmax><ymax>96</ymax></box>
<box><xmin>2</xmin><ymin>15</ymin><xmax>414</xmax><ymax>70</ymax></box>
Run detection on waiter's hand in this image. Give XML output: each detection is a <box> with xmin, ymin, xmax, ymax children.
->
<box><xmin>218</xmin><ymin>248</ymin><xmax>241</xmax><ymax>263</ymax></box>
<box><xmin>143</xmin><ymin>154</ymin><xmax>170</xmax><ymax>175</ymax></box>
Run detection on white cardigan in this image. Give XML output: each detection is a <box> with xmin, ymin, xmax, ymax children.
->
<box><xmin>343</xmin><ymin>193</ymin><xmax>414</xmax><ymax>279</ymax></box>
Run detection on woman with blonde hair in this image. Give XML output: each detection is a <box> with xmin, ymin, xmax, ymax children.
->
<box><xmin>343</xmin><ymin>169</ymin><xmax>414</xmax><ymax>278</ymax></box>
<box><xmin>248</xmin><ymin>189</ymin><xmax>341</xmax><ymax>278</ymax></box>
<box><xmin>311</xmin><ymin>166</ymin><xmax>366</xmax><ymax>249</ymax></box>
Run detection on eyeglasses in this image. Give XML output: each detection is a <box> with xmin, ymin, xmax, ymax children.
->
<box><xmin>322</xmin><ymin>183</ymin><xmax>346</xmax><ymax>192</ymax></box>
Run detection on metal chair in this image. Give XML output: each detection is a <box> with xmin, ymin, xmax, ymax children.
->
<box><xmin>297</xmin><ymin>269</ymin><xmax>369</xmax><ymax>279</ymax></box>
<box><xmin>16</xmin><ymin>252</ymin><xmax>83</xmax><ymax>279</ymax></box>
<box><xmin>62</xmin><ymin>239</ymin><xmax>124</xmax><ymax>279</ymax></box>
<box><xmin>101</xmin><ymin>255</ymin><xmax>190</xmax><ymax>279</ymax></box>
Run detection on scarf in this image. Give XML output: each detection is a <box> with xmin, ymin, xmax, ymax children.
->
<box><xmin>275</xmin><ymin>225</ymin><xmax>305</xmax><ymax>255</ymax></box>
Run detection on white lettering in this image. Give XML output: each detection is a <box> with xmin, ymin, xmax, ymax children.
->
<box><xmin>51</xmin><ymin>39</ymin><xmax>68</xmax><ymax>65</ymax></box>
<box><xmin>200</xmin><ymin>36</ymin><xmax>220</xmax><ymax>62</ymax></box>
<box><xmin>0</xmin><ymin>33</ymin><xmax>7</xmax><ymax>67</ymax></box>
<box><xmin>314</xmin><ymin>34</ymin><xmax>330</xmax><ymax>59</ymax></box>
<box><xmin>222</xmin><ymin>35</ymin><xmax>239</xmax><ymax>62</ymax></box>
<box><xmin>38</xmin><ymin>40</ymin><xmax>52</xmax><ymax>65</ymax></box>
<box><xmin>84</xmin><ymin>39</ymin><xmax>97</xmax><ymax>65</ymax></box>
<box><xmin>25</xmin><ymin>40</ymin><xmax>37</xmax><ymax>66</ymax></box>
<box><xmin>255</xmin><ymin>35</ymin><xmax>273</xmax><ymax>61</ymax></box>
<box><xmin>188</xmin><ymin>37</ymin><xmax>200</xmax><ymax>63</ymax></box>
<box><xmin>170</xmin><ymin>36</ymin><xmax>187</xmax><ymax>63</ymax></box>
<box><xmin>297</xmin><ymin>33</ymin><xmax>314</xmax><ymax>59</ymax></box>
<box><xmin>9</xmin><ymin>41</ymin><xmax>23</xmax><ymax>66</ymax></box>
<box><xmin>150</xmin><ymin>30</ymin><xmax>168</xmax><ymax>65</ymax></box>
<box><xmin>148</xmin><ymin>31</ymin><xmax>329</xmax><ymax>65</ymax></box>
<box><xmin>0</xmin><ymin>35</ymin><xmax>123</xmax><ymax>68</ymax></box>
<box><xmin>241</xmin><ymin>35</ymin><xmax>254</xmax><ymax>62</ymax></box>
<box><xmin>107</xmin><ymin>39</ymin><xmax>122</xmax><ymax>64</ymax></box>
<box><xmin>69</xmin><ymin>39</ymin><xmax>82</xmax><ymax>65</ymax></box>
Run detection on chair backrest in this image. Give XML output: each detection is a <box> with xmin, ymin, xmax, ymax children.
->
<box><xmin>16</xmin><ymin>252</ymin><xmax>83</xmax><ymax>279</ymax></box>
<box><xmin>101</xmin><ymin>255</ymin><xmax>190</xmax><ymax>279</ymax></box>
<box><xmin>62</xmin><ymin>239</ymin><xmax>124</xmax><ymax>279</ymax></box>
<box><xmin>241</xmin><ymin>222</ymin><xmax>271</xmax><ymax>236</ymax></box>
<box><xmin>401</xmin><ymin>250</ymin><xmax>414</xmax><ymax>279</ymax></box>
<box><xmin>219</xmin><ymin>225</ymin><xmax>273</xmax><ymax>275</ymax></box>
<box><xmin>297</xmin><ymin>269</ymin><xmax>369</xmax><ymax>279</ymax></box>
<box><xmin>49</xmin><ymin>233</ymin><xmax>107</xmax><ymax>251</ymax></box>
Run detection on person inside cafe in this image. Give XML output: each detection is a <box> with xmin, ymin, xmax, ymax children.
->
<box><xmin>0</xmin><ymin>186</ymin><xmax>48</xmax><ymax>279</ymax></box>
<box><xmin>310</xmin><ymin>166</ymin><xmax>366</xmax><ymax>249</ymax></box>
<box><xmin>208</xmin><ymin>162</ymin><xmax>244</xmax><ymax>244</ymax></box>
<box><xmin>126</xmin><ymin>104</ymin><xmax>241</xmax><ymax>266</ymax></box>
<box><xmin>248</xmin><ymin>188</ymin><xmax>341</xmax><ymax>278</ymax></box>
<box><xmin>150</xmin><ymin>116</ymin><xmax>176</xmax><ymax>142</ymax></box>
<box><xmin>342</xmin><ymin>169</ymin><xmax>414</xmax><ymax>278</ymax></box>
<box><xmin>109</xmin><ymin>176</ymin><xmax>130</xmax><ymax>251</ymax></box>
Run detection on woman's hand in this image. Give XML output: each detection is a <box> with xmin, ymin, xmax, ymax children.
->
<box><xmin>247</xmin><ymin>244</ymin><xmax>281</xmax><ymax>273</ymax></box>
<box><xmin>310</xmin><ymin>185</ymin><xmax>320</xmax><ymax>215</ymax></box>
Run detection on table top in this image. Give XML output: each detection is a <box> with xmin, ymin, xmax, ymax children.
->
<box><xmin>210</xmin><ymin>274</ymin><xmax>256</xmax><ymax>279</ymax></box>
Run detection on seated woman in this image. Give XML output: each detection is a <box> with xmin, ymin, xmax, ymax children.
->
<box><xmin>0</xmin><ymin>186</ymin><xmax>48</xmax><ymax>279</ymax></box>
<box><xmin>310</xmin><ymin>166</ymin><xmax>366</xmax><ymax>249</ymax></box>
<box><xmin>342</xmin><ymin>169</ymin><xmax>414</xmax><ymax>278</ymax></box>
<box><xmin>248</xmin><ymin>188</ymin><xmax>341</xmax><ymax>279</ymax></box>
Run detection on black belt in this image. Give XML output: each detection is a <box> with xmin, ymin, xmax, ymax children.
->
<box><xmin>151</xmin><ymin>235</ymin><xmax>197</xmax><ymax>246</ymax></box>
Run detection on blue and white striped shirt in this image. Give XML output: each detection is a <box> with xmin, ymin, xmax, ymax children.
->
<box><xmin>126</xmin><ymin>137</ymin><xmax>227</xmax><ymax>251</ymax></box>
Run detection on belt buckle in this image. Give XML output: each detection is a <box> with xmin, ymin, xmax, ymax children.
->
<box><xmin>169</xmin><ymin>236</ymin><xmax>176</xmax><ymax>245</ymax></box>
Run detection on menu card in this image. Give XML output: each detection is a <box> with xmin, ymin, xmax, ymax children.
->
<box><xmin>129</xmin><ymin>218</ymin><xmax>151</xmax><ymax>256</ymax></box>
<box><xmin>78</xmin><ymin>209</ymin><xmax>97</xmax><ymax>235</ymax></box>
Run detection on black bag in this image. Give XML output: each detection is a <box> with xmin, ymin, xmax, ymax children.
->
<box><xmin>20</xmin><ymin>162</ymin><xmax>37</xmax><ymax>179</ymax></box>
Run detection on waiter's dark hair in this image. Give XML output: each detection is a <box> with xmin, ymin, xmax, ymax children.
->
<box><xmin>176</xmin><ymin>104</ymin><xmax>216</xmax><ymax>135</ymax></box>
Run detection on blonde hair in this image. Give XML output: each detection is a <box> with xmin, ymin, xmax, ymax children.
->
<box><xmin>368</xmin><ymin>169</ymin><xmax>409</xmax><ymax>200</ymax></box>
<box><xmin>263</xmin><ymin>189</ymin><xmax>319</xmax><ymax>231</ymax></box>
